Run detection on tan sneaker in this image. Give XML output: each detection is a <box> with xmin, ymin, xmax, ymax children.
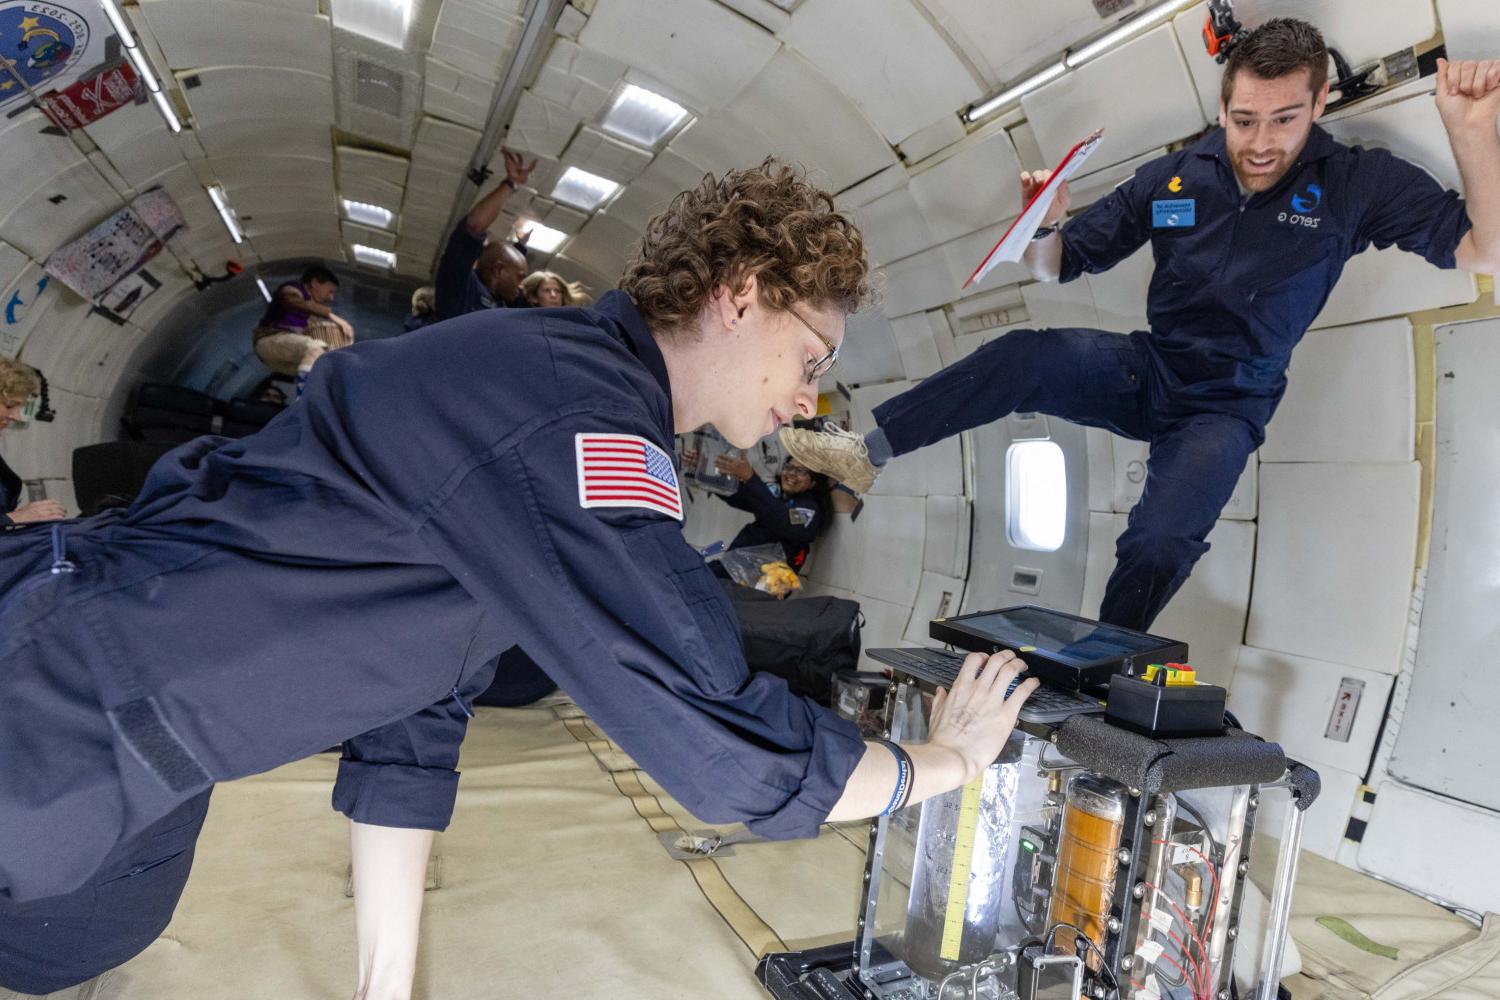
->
<box><xmin>779</xmin><ymin>424</ymin><xmax>880</xmax><ymax>494</ymax></box>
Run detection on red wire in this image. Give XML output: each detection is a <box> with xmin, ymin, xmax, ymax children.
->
<box><xmin>1144</xmin><ymin>876</ymin><xmax>1211</xmax><ymax>999</ymax></box>
<box><xmin>1178</xmin><ymin>841</ymin><xmax>1224</xmax><ymax>996</ymax></box>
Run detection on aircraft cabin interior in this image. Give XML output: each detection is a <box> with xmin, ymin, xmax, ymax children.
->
<box><xmin>0</xmin><ymin>0</ymin><xmax>1498</xmax><ymax>998</ymax></box>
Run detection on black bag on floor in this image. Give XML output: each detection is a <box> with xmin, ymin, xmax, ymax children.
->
<box><xmin>721</xmin><ymin>581</ymin><xmax>862</xmax><ymax>703</ymax></box>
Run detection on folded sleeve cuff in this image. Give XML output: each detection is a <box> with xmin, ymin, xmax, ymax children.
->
<box><xmin>740</xmin><ymin>710</ymin><xmax>866</xmax><ymax>841</ymax></box>
<box><xmin>332</xmin><ymin>758</ymin><xmax>461</xmax><ymax>830</ymax></box>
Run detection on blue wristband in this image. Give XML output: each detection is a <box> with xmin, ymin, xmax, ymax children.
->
<box><xmin>877</xmin><ymin>739</ymin><xmax>913</xmax><ymax>817</ymax></box>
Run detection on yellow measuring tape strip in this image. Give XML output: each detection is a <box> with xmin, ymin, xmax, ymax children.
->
<box><xmin>940</xmin><ymin>776</ymin><xmax>985</xmax><ymax>960</ymax></box>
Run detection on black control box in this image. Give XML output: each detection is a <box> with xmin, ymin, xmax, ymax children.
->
<box><xmin>1105</xmin><ymin>668</ymin><xmax>1226</xmax><ymax>738</ymax></box>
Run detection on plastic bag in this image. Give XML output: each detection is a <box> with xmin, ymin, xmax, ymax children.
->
<box><xmin>720</xmin><ymin>543</ymin><xmax>802</xmax><ymax>598</ymax></box>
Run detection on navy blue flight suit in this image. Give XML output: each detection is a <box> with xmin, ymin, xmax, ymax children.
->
<box><xmin>0</xmin><ymin>292</ymin><xmax>865</xmax><ymax>992</ymax></box>
<box><xmin>721</xmin><ymin>477</ymin><xmax>824</xmax><ymax>570</ymax></box>
<box><xmin>872</xmin><ymin>125</ymin><xmax>1472</xmax><ymax>630</ymax></box>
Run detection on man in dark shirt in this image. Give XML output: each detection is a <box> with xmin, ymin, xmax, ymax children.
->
<box><xmin>433</xmin><ymin>150</ymin><xmax>538</xmax><ymax>320</ymax></box>
<box><xmin>784</xmin><ymin>20</ymin><xmax>1500</xmax><ymax>631</ymax></box>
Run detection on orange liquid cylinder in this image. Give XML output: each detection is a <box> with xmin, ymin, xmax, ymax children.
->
<box><xmin>1047</xmin><ymin>774</ymin><xmax>1127</xmax><ymax>970</ymax></box>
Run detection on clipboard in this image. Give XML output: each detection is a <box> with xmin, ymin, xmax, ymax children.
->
<box><xmin>963</xmin><ymin>128</ymin><xmax>1105</xmax><ymax>289</ymax></box>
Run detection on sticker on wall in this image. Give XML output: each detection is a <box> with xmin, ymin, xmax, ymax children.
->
<box><xmin>38</xmin><ymin>59</ymin><xmax>138</xmax><ymax>129</ymax></box>
<box><xmin>1324</xmin><ymin>677</ymin><xmax>1365</xmax><ymax>743</ymax></box>
<box><xmin>0</xmin><ymin>271</ymin><xmax>47</xmax><ymax>358</ymax></box>
<box><xmin>44</xmin><ymin>187</ymin><xmax>186</xmax><ymax>301</ymax></box>
<box><xmin>0</xmin><ymin>1</ymin><xmax>107</xmax><ymax>114</ymax></box>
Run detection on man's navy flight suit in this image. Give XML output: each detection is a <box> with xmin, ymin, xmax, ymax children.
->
<box><xmin>433</xmin><ymin>223</ymin><xmax>530</xmax><ymax>320</ymax></box>
<box><xmin>721</xmin><ymin>476</ymin><xmax>823</xmax><ymax>569</ymax></box>
<box><xmin>871</xmin><ymin>125</ymin><xmax>1472</xmax><ymax>630</ymax></box>
<box><xmin>0</xmin><ymin>292</ymin><xmax>866</xmax><ymax>992</ymax></box>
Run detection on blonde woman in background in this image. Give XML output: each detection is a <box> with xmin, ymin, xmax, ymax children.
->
<box><xmin>521</xmin><ymin>270</ymin><xmax>590</xmax><ymax>308</ymax></box>
<box><xmin>0</xmin><ymin>357</ymin><xmax>66</xmax><ymax>526</ymax></box>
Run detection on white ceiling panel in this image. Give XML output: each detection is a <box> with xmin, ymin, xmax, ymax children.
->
<box><xmin>532</xmin><ymin>39</ymin><xmax>629</xmax><ymax>120</ymax></box>
<box><xmin>429</xmin><ymin>0</ymin><xmax>524</xmax><ymax>81</ymax></box>
<box><xmin>852</xmin><ymin>186</ymin><xmax>935</xmax><ymax>268</ymax></box>
<box><xmin>232</xmin><ymin>183</ymin><xmax>337</xmax><ymax>218</ymax></box>
<box><xmin>566</xmin><ymin>212</ymin><xmax>639</xmax><ymax>282</ymax></box>
<box><xmin>561</xmin><ymin>126</ymin><xmax>654</xmax><ymax>185</ymax></box>
<box><xmin>140</xmin><ymin>0</ymin><xmax>332</xmax><ymax>75</ymax></box>
<box><xmin>509</xmin><ymin>90</ymin><xmax>584</xmax><ymax>160</ymax></box>
<box><xmin>181</xmin><ymin>67</ymin><xmax>335</xmax><ymax>125</ymax></box>
<box><xmin>194</xmin><ymin>117</ymin><xmax>332</xmax><ymax>163</ymax></box>
<box><xmin>537</xmin><ymin>203</ymin><xmax>590</xmax><ymax>235</ymax></box>
<box><xmin>213</xmin><ymin>156</ymin><xmax>335</xmax><ymax>194</ymax></box>
<box><xmin>604</xmin><ymin>151</ymin><xmax>707</xmax><ymax>232</ymax></box>
<box><xmin>341</xmin><ymin>222</ymin><xmax>397</xmax><ymax>253</ymax></box>
<box><xmin>244</xmin><ymin>210</ymin><xmax>339</xmax><ymax>240</ymax></box>
<box><xmin>833</xmin><ymin>306</ymin><xmax>905</xmax><ymax>385</ymax></box>
<box><xmin>0</xmin><ymin>111</ymin><xmax>88</xmax><ymax>205</ymax></box>
<box><xmin>1312</xmin><ymin>245</ymin><xmax>1477</xmax><ymax>329</ymax></box>
<box><xmin>1438</xmin><ymin>0</ymin><xmax>1500</xmax><ymax>59</ymax></box>
<box><xmin>668</xmin><ymin>110</ymin><xmax>779</xmax><ymax>174</ymax></box>
<box><xmin>253</xmin><ymin>235</ymin><xmax>347</xmax><ymax>262</ymax></box>
<box><xmin>2</xmin><ymin>161</ymin><xmax>128</xmax><ymax>263</ymax></box>
<box><xmin>338</xmin><ymin>147</ymin><xmax>410</xmax><ymax>188</ymax></box>
<box><xmin>834</xmin><ymin>164</ymin><xmax>908</xmax><ymax>210</ymax></box>
<box><xmin>908</xmin><ymin>127</ymin><xmax>1024</xmax><ymax>247</ymax></box>
<box><xmin>1322</xmin><ymin>85</ymin><xmax>1461</xmax><ymax>191</ymax></box>
<box><xmin>0</xmin><ymin>259</ymin><xmax>54</xmax><ymax>361</ymax></box>
<box><xmin>943</xmin><ymin>224</ymin><xmax>1032</xmax><ymax>298</ymax></box>
<box><xmin>898</xmin><ymin>114</ymin><xmax>966</xmax><ymax>165</ymax></box>
<box><xmin>414</xmin><ymin>118</ymin><xmax>483</xmax><ymax>168</ymax></box>
<box><xmin>423</xmin><ymin>56</ymin><xmax>498</xmax><ymax>129</ymax></box>
<box><xmin>1024</xmin><ymin>25</ymin><xmax>1205</xmax><ymax>169</ymax></box>
<box><xmin>579</xmin><ymin>0</ymin><xmax>780</xmax><ymax>110</ymax></box>
<box><xmin>919</xmin><ymin>0</ymin><xmax>1140</xmax><ymax>90</ymax></box>
<box><xmin>1261</xmin><ymin>318</ymin><xmax>1415</xmax><ymax>464</ymax></box>
<box><xmin>550</xmin><ymin>255</ymin><xmax>615</xmax><ymax>296</ymax></box>
<box><xmin>84</xmin><ymin>101</ymin><xmax>186</xmax><ymax>191</ymax></box>
<box><xmin>780</xmin><ymin>0</ymin><xmax>981</xmax><ymax>144</ymax></box>
<box><xmin>340</xmin><ymin>175</ymin><xmax>406</xmax><ymax>211</ymax></box>
<box><xmin>727</xmin><ymin>50</ymin><xmax>899</xmax><ymax>193</ymax></box>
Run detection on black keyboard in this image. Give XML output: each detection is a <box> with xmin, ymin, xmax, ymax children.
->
<box><xmin>867</xmin><ymin>647</ymin><xmax>1105</xmax><ymax>724</ymax></box>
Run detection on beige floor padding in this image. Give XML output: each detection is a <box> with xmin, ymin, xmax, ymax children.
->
<box><xmin>8</xmin><ymin>702</ymin><xmax>1494</xmax><ymax>999</ymax></box>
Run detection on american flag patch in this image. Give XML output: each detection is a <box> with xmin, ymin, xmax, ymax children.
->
<box><xmin>575</xmin><ymin>432</ymin><xmax>683</xmax><ymax>521</ymax></box>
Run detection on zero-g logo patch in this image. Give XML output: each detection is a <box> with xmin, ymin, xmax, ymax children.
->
<box><xmin>1278</xmin><ymin>182</ymin><xmax>1324</xmax><ymax>228</ymax></box>
<box><xmin>1152</xmin><ymin>199</ymin><xmax>1195</xmax><ymax>228</ymax></box>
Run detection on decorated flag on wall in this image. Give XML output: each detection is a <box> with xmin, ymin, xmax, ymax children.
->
<box><xmin>44</xmin><ymin>187</ymin><xmax>186</xmax><ymax>302</ymax></box>
<box><xmin>575</xmin><ymin>432</ymin><xmax>684</xmax><ymax>521</ymax></box>
<box><xmin>0</xmin><ymin>1</ymin><xmax>108</xmax><ymax>114</ymax></box>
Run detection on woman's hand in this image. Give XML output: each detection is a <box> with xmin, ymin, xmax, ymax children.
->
<box><xmin>926</xmin><ymin>650</ymin><xmax>1039</xmax><ymax>784</ymax></box>
<box><xmin>715</xmin><ymin>454</ymin><xmax>755</xmax><ymax>482</ymax></box>
<box><xmin>8</xmin><ymin>499</ymin><xmax>66</xmax><ymax>523</ymax></box>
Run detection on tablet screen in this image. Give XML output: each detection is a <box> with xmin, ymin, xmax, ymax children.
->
<box><xmin>953</xmin><ymin>607</ymin><xmax>1167</xmax><ymax>667</ymax></box>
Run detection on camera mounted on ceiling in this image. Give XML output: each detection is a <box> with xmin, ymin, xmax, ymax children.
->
<box><xmin>1202</xmin><ymin>0</ymin><xmax>1243</xmax><ymax>63</ymax></box>
<box><xmin>193</xmin><ymin>260</ymin><xmax>244</xmax><ymax>292</ymax></box>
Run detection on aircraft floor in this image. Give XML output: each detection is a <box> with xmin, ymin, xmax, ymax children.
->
<box><xmin>2</xmin><ymin>700</ymin><xmax>1487</xmax><ymax>999</ymax></box>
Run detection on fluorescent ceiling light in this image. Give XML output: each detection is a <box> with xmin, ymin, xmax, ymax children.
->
<box><xmin>331</xmin><ymin>0</ymin><xmax>413</xmax><ymax>49</ymax></box>
<box><xmin>600</xmin><ymin>84</ymin><xmax>690</xmax><ymax>148</ymax></box>
<box><xmin>965</xmin><ymin>60</ymin><xmax>1066</xmax><ymax>123</ymax></box>
<box><xmin>1065</xmin><ymin>0</ymin><xmax>1198</xmax><ymax>67</ymax></box>
<box><xmin>551</xmin><ymin>167</ymin><xmax>620</xmax><ymax>212</ymax></box>
<box><xmin>256</xmin><ymin>278</ymin><xmax>272</xmax><ymax>302</ymax></box>
<box><xmin>519</xmin><ymin>222</ymin><xmax>568</xmax><ymax>254</ymax></box>
<box><xmin>206</xmin><ymin>185</ymin><xmax>243</xmax><ymax>244</ymax></box>
<box><xmin>352</xmin><ymin>244</ymin><xmax>396</xmax><ymax>269</ymax></box>
<box><xmin>342</xmin><ymin>199</ymin><xmax>395</xmax><ymax>229</ymax></box>
<box><xmin>100</xmin><ymin>0</ymin><xmax>180</xmax><ymax>131</ymax></box>
<box><xmin>150</xmin><ymin>90</ymin><xmax>181</xmax><ymax>133</ymax></box>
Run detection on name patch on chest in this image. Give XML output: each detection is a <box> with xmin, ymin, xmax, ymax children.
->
<box><xmin>576</xmin><ymin>432</ymin><xmax>683</xmax><ymax>521</ymax></box>
<box><xmin>1152</xmin><ymin>199</ymin><xmax>1196</xmax><ymax>228</ymax></box>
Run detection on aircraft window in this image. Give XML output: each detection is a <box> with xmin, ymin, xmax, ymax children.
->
<box><xmin>1006</xmin><ymin>441</ymin><xmax>1066</xmax><ymax>551</ymax></box>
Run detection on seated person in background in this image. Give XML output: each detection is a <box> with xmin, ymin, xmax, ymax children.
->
<box><xmin>686</xmin><ymin>445</ymin><xmax>832</xmax><ymax>573</ymax></box>
<box><xmin>0</xmin><ymin>358</ymin><xmax>66</xmax><ymax>527</ymax></box>
<box><xmin>251</xmin><ymin>265</ymin><xmax>355</xmax><ymax>377</ymax></box>
<box><xmin>251</xmin><ymin>381</ymin><xmax>287</xmax><ymax>407</ymax></box>
<box><xmin>521</xmin><ymin>270</ymin><xmax>578</xmax><ymax>308</ymax></box>
<box><xmin>435</xmin><ymin>150</ymin><xmax>537</xmax><ymax>320</ymax></box>
<box><xmin>404</xmin><ymin>286</ymin><xmax>436</xmax><ymax>332</ymax></box>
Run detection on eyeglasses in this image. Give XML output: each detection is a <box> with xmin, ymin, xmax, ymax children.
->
<box><xmin>786</xmin><ymin>306</ymin><xmax>840</xmax><ymax>385</ymax></box>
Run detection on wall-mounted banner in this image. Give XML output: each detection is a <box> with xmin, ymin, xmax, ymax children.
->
<box><xmin>45</xmin><ymin>187</ymin><xmax>186</xmax><ymax>301</ymax></box>
<box><xmin>0</xmin><ymin>1</ymin><xmax>107</xmax><ymax>114</ymax></box>
<box><xmin>38</xmin><ymin>58</ymin><xmax>137</xmax><ymax>129</ymax></box>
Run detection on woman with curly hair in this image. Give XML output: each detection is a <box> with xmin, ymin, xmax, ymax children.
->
<box><xmin>0</xmin><ymin>160</ymin><xmax>1035</xmax><ymax>998</ymax></box>
<box><xmin>0</xmin><ymin>357</ymin><xmax>66</xmax><ymax>526</ymax></box>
